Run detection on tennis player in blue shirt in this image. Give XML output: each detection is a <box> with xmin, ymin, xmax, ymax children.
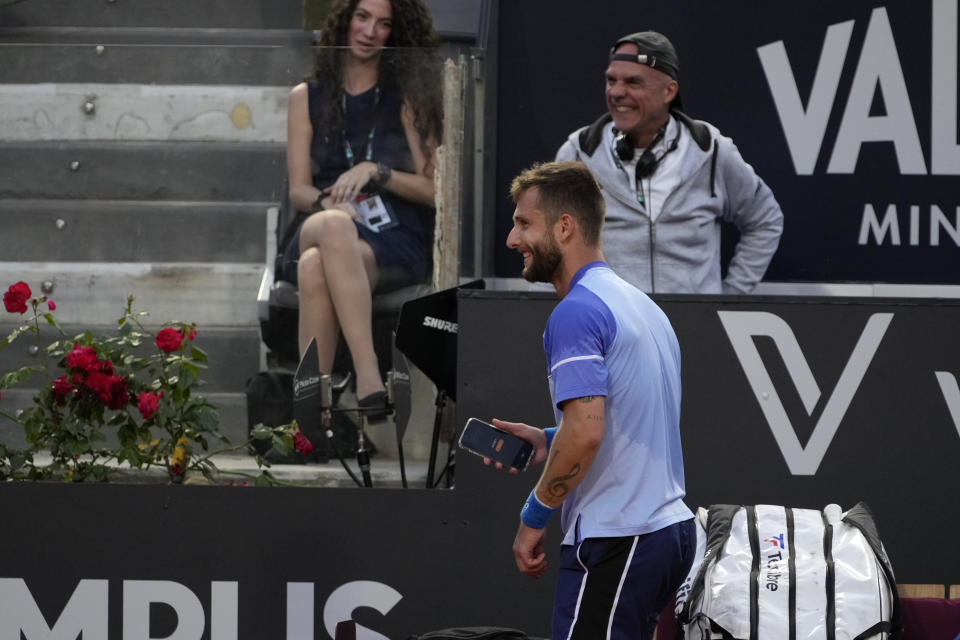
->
<box><xmin>490</xmin><ymin>161</ymin><xmax>696</xmax><ymax>639</ymax></box>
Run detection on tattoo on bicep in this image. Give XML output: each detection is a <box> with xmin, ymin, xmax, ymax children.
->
<box><xmin>578</xmin><ymin>396</ymin><xmax>597</xmax><ymax>404</ymax></box>
<box><xmin>546</xmin><ymin>463</ymin><xmax>581</xmax><ymax>499</ymax></box>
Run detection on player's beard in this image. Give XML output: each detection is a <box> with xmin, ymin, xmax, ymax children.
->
<box><xmin>522</xmin><ymin>231</ymin><xmax>562</xmax><ymax>284</ymax></box>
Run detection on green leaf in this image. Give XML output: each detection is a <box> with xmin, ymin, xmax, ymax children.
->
<box><xmin>196</xmin><ymin>407</ymin><xmax>219</xmax><ymax>432</ymax></box>
<box><xmin>189</xmin><ymin>346</ymin><xmax>208</xmax><ymax>363</ymax></box>
<box><xmin>9</xmin><ymin>454</ymin><xmax>26</xmax><ymax>471</ymax></box>
<box><xmin>42</xmin><ymin>312</ymin><xmax>61</xmax><ymax>331</ymax></box>
<box><xmin>178</xmin><ymin>365</ymin><xmax>198</xmax><ymax>389</ymax></box>
<box><xmin>254</xmin><ymin>473</ymin><xmax>274</xmax><ymax>487</ymax></box>
<box><xmin>250</xmin><ymin>425</ymin><xmax>273</xmax><ymax>441</ymax></box>
<box><xmin>0</xmin><ymin>366</ymin><xmax>43</xmax><ymax>390</ymax></box>
<box><xmin>0</xmin><ymin>325</ymin><xmax>31</xmax><ymax>350</ymax></box>
<box><xmin>272</xmin><ymin>433</ymin><xmax>294</xmax><ymax>456</ymax></box>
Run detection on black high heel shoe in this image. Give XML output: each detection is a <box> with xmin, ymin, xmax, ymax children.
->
<box><xmin>357</xmin><ymin>390</ymin><xmax>390</xmax><ymax>422</ymax></box>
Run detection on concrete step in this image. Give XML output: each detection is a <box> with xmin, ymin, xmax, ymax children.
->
<box><xmin>0</xmin><ymin>261</ymin><xmax>264</xmax><ymax>326</ymax></box>
<box><xmin>0</xmin><ymin>83</ymin><xmax>289</xmax><ymax>142</ymax></box>
<box><xmin>0</xmin><ymin>140</ymin><xmax>285</xmax><ymax>201</ymax></box>
<box><xmin>0</xmin><ymin>25</ymin><xmax>311</xmax><ymax>45</ymax></box>
<box><xmin>0</xmin><ymin>200</ymin><xmax>269</xmax><ymax>263</ymax></box>
<box><xmin>0</xmin><ymin>447</ymin><xmax>435</xmax><ymax>489</ymax></box>
<box><xmin>0</xmin><ymin>0</ymin><xmax>304</xmax><ymax>30</ymax></box>
<box><xmin>0</xmin><ymin>38</ymin><xmax>311</xmax><ymax>86</ymax></box>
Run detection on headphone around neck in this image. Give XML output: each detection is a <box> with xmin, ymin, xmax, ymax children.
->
<box><xmin>614</xmin><ymin>124</ymin><xmax>680</xmax><ymax>179</ymax></box>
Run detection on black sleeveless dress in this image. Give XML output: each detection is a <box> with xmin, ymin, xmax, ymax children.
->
<box><xmin>280</xmin><ymin>81</ymin><xmax>432</xmax><ymax>290</ymax></box>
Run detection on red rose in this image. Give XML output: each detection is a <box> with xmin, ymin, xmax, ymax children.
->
<box><xmin>104</xmin><ymin>376</ymin><xmax>130</xmax><ymax>410</ymax></box>
<box><xmin>3</xmin><ymin>282</ymin><xmax>31</xmax><ymax>314</ymax></box>
<box><xmin>186</xmin><ymin>329</ymin><xmax>197</xmax><ymax>341</ymax></box>
<box><xmin>47</xmin><ymin>300</ymin><xmax>56</xmax><ymax>311</ymax></box>
<box><xmin>293</xmin><ymin>430</ymin><xmax>315</xmax><ymax>455</ymax></box>
<box><xmin>84</xmin><ymin>370</ymin><xmax>108</xmax><ymax>394</ymax></box>
<box><xmin>52</xmin><ymin>375</ymin><xmax>73</xmax><ymax>405</ymax></box>
<box><xmin>136</xmin><ymin>390</ymin><xmax>163</xmax><ymax>420</ymax></box>
<box><xmin>66</xmin><ymin>344</ymin><xmax>99</xmax><ymax>373</ymax></box>
<box><xmin>155</xmin><ymin>327</ymin><xmax>183</xmax><ymax>353</ymax></box>
<box><xmin>85</xmin><ymin>371</ymin><xmax>129</xmax><ymax>410</ymax></box>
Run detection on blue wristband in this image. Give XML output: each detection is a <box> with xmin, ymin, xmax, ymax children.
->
<box><xmin>543</xmin><ymin>426</ymin><xmax>557</xmax><ymax>450</ymax></box>
<box><xmin>520</xmin><ymin>489</ymin><xmax>559</xmax><ymax>529</ymax></box>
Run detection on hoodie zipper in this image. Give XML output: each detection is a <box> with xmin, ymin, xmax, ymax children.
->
<box><xmin>648</xmin><ymin>218</ymin><xmax>656</xmax><ymax>293</ymax></box>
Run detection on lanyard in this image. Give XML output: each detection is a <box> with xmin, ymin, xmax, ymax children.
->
<box><xmin>341</xmin><ymin>85</ymin><xmax>381</xmax><ymax>167</ymax></box>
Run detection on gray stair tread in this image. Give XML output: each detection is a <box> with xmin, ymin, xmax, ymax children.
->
<box><xmin>0</xmin><ymin>83</ymin><xmax>289</xmax><ymax>143</ymax></box>
<box><xmin>0</xmin><ymin>27</ymin><xmax>312</xmax><ymax>85</ymax></box>
<box><xmin>0</xmin><ymin>26</ymin><xmax>310</xmax><ymax>44</ymax></box>
<box><xmin>0</xmin><ymin>0</ymin><xmax>303</xmax><ymax>30</ymax></box>
<box><xmin>0</xmin><ymin>41</ymin><xmax>312</xmax><ymax>85</ymax></box>
<box><xmin>0</xmin><ymin>261</ymin><xmax>265</xmax><ymax>326</ymax></box>
<box><xmin>0</xmin><ymin>200</ymin><xmax>270</xmax><ymax>263</ymax></box>
<box><xmin>0</xmin><ymin>140</ymin><xmax>285</xmax><ymax>201</ymax></box>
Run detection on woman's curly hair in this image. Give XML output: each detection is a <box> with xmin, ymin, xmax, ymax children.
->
<box><xmin>312</xmin><ymin>0</ymin><xmax>443</xmax><ymax>160</ymax></box>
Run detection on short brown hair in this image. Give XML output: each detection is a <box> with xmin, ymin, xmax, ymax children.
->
<box><xmin>509</xmin><ymin>161</ymin><xmax>605</xmax><ymax>246</ymax></box>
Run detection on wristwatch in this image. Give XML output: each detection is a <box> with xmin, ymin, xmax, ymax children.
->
<box><xmin>311</xmin><ymin>193</ymin><xmax>324</xmax><ymax>212</ymax></box>
<box><xmin>376</xmin><ymin>161</ymin><xmax>392</xmax><ymax>186</ymax></box>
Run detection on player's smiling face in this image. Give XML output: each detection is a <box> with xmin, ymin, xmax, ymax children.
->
<box><xmin>506</xmin><ymin>188</ymin><xmax>563</xmax><ymax>284</ymax></box>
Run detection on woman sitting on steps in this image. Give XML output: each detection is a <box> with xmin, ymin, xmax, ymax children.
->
<box><xmin>280</xmin><ymin>0</ymin><xmax>442</xmax><ymax>417</ymax></box>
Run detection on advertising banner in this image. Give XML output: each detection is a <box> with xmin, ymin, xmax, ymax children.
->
<box><xmin>494</xmin><ymin>0</ymin><xmax>960</xmax><ymax>283</ymax></box>
<box><xmin>1</xmin><ymin>292</ymin><xmax>958</xmax><ymax>638</ymax></box>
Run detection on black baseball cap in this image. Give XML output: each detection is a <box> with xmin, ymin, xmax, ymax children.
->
<box><xmin>609</xmin><ymin>31</ymin><xmax>683</xmax><ymax>111</ymax></box>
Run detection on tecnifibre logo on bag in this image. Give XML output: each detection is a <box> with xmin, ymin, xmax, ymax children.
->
<box><xmin>762</xmin><ymin>534</ymin><xmax>786</xmax><ymax>592</ymax></box>
<box><xmin>718</xmin><ymin>311</ymin><xmax>894</xmax><ymax>476</ymax></box>
<box><xmin>764</xmin><ymin>534</ymin><xmax>785</xmax><ymax>549</ymax></box>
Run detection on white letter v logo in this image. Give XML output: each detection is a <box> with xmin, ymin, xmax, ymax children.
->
<box><xmin>718</xmin><ymin>311</ymin><xmax>893</xmax><ymax>475</ymax></box>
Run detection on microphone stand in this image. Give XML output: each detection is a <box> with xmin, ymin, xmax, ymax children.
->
<box><xmin>355</xmin><ymin>421</ymin><xmax>373</xmax><ymax>488</ymax></box>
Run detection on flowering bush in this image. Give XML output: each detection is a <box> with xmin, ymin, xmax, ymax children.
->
<box><xmin>0</xmin><ymin>281</ymin><xmax>310</xmax><ymax>484</ymax></box>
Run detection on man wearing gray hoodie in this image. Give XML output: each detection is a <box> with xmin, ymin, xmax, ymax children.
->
<box><xmin>556</xmin><ymin>31</ymin><xmax>784</xmax><ymax>294</ymax></box>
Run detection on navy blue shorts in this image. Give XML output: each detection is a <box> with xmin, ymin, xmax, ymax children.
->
<box><xmin>552</xmin><ymin>519</ymin><xmax>696</xmax><ymax>640</ymax></box>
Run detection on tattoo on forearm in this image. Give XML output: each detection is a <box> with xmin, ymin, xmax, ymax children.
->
<box><xmin>546</xmin><ymin>463</ymin><xmax>581</xmax><ymax>499</ymax></box>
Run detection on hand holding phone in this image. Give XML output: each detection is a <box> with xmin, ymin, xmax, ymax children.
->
<box><xmin>459</xmin><ymin>417</ymin><xmax>534</xmax><ymax>471</ymax></box>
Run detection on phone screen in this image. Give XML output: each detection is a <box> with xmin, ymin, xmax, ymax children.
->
<box><xmin>458</xmin><ymin>418</ymin><xmax>534</xmax><ymax>470</ymax></box>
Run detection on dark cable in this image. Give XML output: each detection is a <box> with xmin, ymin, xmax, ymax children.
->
<box><xmin>327</xmin><ymin>425</ymin><xmax>364</xmax><ymax>488</ymax></box>
<box><xmin>356</xmin><ymin>429</ymin><xmax>373</xmax><ymax>488</ymax></box>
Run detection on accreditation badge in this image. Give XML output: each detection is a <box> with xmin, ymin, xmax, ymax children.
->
<box><xmin>353</xmin><ymin>193</ymin><xmax>398</xmax><ymax>233</ymax></box>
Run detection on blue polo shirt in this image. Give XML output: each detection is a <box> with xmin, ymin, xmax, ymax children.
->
<box><xmin>544</xmin><ymin>261</ymin><xmax>692</xmax><ymax>545</ymax></box>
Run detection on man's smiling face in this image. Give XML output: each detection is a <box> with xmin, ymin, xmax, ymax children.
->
<box><xmin>605</xmin><ymin>43</ymin><xmax>676</xmax><ymax>142</ymax></box>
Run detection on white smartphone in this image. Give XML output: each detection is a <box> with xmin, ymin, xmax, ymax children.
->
<box><xmin>458</xmin><ymin>417</ymin><xmax>534</xmax><ymax>471</ymax></box>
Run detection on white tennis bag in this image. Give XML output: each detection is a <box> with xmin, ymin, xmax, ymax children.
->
<box><xmin>675</xmin><ymin>503</ymin><xmax>901</xmax><ymax>640</ymax></box>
